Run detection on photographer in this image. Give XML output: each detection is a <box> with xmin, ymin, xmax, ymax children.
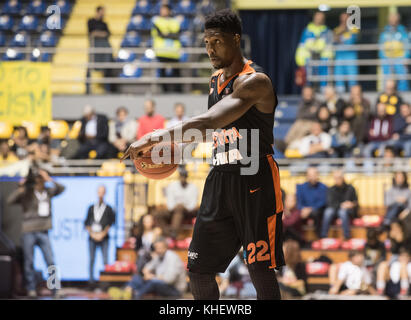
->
<box><xmin>7</xmin><ymin>168</ymin><xmax>65</xmax><ymax>298</ymax></box>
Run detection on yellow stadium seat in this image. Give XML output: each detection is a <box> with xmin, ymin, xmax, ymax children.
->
<box><xmin>284</xmin><ymin>149</ymin><xmax>303</xmax><ymax>158</ymax></box>
<box><xmin>0</xmin><ymin>122</ymin><xmax>14</xmax><ymax>139</ymax></box>
<box><xmin>192</xmin><ymin>142</ymin><xmax>213</xmax><ymax>159</ymax></box>
<box><xmin>48</xmin><ymin>120</ymin><xmax>69</xmax><ymax>139</ymax></box>
<box><xmin>68</xmin><ymin>121</ymin><xmax>82</xmax><ymax>139</ymax></box>
<box><xmin>21</xmin><ymin>121</ymin><xmax>40</xmax><ymax>139</ymax></box>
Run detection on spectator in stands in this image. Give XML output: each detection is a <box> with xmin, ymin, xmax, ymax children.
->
<box><xmin>329</xmin><ymin>120</ymin><xmax>357</xmax><ymax>158</ymax></box>
<box><xmin>342</xmin><ymin>104</ymin><xmax>368</xmax><ymax>148</ymax></box>
<box><xmin>84</xmin><ymin>185</ymin><xmax>116</xmax><ymax>288</ymax></box>
<box><xmin>295</xmin><ymin>11</ymin><xmax>333</xmax><ymax>90</ymax></box>
<box><xmin>0</xmin><ymin>139</ymin><xmax>18</xmax><ymax>164</ymax></box>
<box><xmin>380</xmin><ymin>172</ymin><xmax>411</xmax><ymax>231</ymax></box>
<box><xmin>298</xmin><ymin>122</ymin><xmax>332</xmax><ymax>158</ymax></box>
<box><xmin>316</xmin><ymin>105</ymin><xmax>332</xmax><ymax>133</ymax></box>
<box><xmin>108</xmin><ymin>106</ymin><xmax>138</xmax><ymax>154</ymax></box>
<box><xmin>328</xmin><ymin>250</ymin><xmax>376</xmax><ymax>295</ymax></box>
<box><xmin>285</xmin><ymin>86</ymin><xmax>320</xmax><ymax>146</ymax></box>
<box><xmin>277</xmin><ymin>239</ymin><xmax>307</xmax><ymax>298</ymax></box>
<box><xmin>391</xmin><ymin>102</ymin><xmax>411</xmax><ymax>157</ymax></box>
<box><xmin>376</xmin><ymin>247</ymin><xmax>411</xmax><ymax>299</ymax></box>
<box><xmin>87</xmin><ymin>6</ymin><xmax>114</xmax><ymax>93</ymax></box>
<box><xmin>333</xmin><ymin>12</ymin><xmax>359</xmax><ymax>93</ymax></box>
<box><xmin>321</xmin><ymin>86</ymin><xmax>346</xmax><ymax>125</ymax></box>
<box><xmin>219</xmin><ymin>251</ymin><xmax>256</xmax><ymax>299</ymax></box>
<box><xmin>136</xmin><ymin>99</ymin><xmax>165</xmax><ymax>140</ymax></box>
<box><xmin>161</xmin><ymin>167</ymin><xmax>198</xmax><ymax>239</ymax></box>
<box><xmin>7</xmin><ymin>168</ymin><xmax>65</xmax><ymax>298</ymax></box>
<box><xmin>11</xmin><ymin>126</ymin><xmax>30</xmax><ymax>160</ymax></box>
<box><xmin>110</xmin><ymin>237</ymin><xmax>186</xmax><ymax>300</ymax></box>
<box><xmin>363</xmin><ymin>102</ymin><xmax>394</xmax><ymax>158</ymax></box>
<box><xmin>167</xmin><ymin>103</ymin><xmax>189</xmax><ymax>128</ymax></box>
<box><xmin>320</xmin><ymin>170</ymin><xmax>358</xmax><ymax>239</ymax></box>
<box><xmin>282</xmin><ymin>193</ymin><xmax>303</xmax><ymax>245</ymax></box>
<box><xmin>379</xmin><ymin>13</ymin><xmax>409</xmax><ymax>92</ymax></box>
<box><xmin>296</xmin><ymin>167</ymin><xmax>328</xmax><ymax>238</ymax></box>
<box><xmin>75</xmin><ymin>105</ymin><xmax>111</xmax><ymax>159</ymax></box>
<box><xmin>376</xmin><ymin>79</ymin><xmax>403</xmax><ymax>116</ymax></box>
<box><xmin>128</xmin><ymin>214</ymin><xmax>162</xmax><ymax>273</ymax></box>
<box><xmin>348</xmin><ymin>84</ymin><xmax>371</xmax><ymax>120</ymax></box>
<box><xmin>151</xmin><ymin>4</ymin><xmax>182</xmax><ymax>92</ymax></box>
<box><xmin>364</xmin><ymin>228</ymin><xmax>386</xmax><ymax>271</ymax></box>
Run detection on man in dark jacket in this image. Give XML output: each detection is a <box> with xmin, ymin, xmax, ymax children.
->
<box><xmin>320</xmin><ymin>169</ymin><xmax>358</xmax><ymax>239</ymax></box>
<box><xmin>75</xmin><ymin>105</ymin><xmax>111</xmax><ymax>159</ymax></box>
<box><xmin>7</xmin><ymin>167</ymin><xmax>65</xmax><ymax>298</ymax></box>
<box><xmin>84</xmin><ymin>185</ymin><xmax>115</xmax><ymax>286</ymax></box>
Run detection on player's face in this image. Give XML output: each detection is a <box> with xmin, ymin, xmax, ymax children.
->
<box><xmin>204</xmin><ymin>29</ymin><xmax>238</xmax><ymax>69</ymax></box>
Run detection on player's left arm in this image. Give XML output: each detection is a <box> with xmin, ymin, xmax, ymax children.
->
<box><xmin>121</xmin><ymin>73</ymin><xmax>276</xmax><ymax>160</ymax></box>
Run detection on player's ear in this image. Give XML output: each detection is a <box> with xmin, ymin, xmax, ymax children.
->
<box><xmin>234</xmin><ymin>34</ymin><xmax>241</xmax><ymax>47</ymax></box>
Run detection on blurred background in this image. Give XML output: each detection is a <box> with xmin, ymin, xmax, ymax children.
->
<box><xmin>0</xmin><ymin>0</ymin><xmax>411</xmax><ymax>300</ymax></box>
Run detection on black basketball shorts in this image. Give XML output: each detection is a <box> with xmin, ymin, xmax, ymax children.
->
<box><xmin>187</xmin><ymin>155</ymin><xmax>285</xmax><ymax>274</ymax></box>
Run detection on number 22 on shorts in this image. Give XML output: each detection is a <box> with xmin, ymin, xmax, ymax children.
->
<box><xmin>246</xmin><ymin>240</ymin><xmax>270</xmax><ymax>265</ymax></box>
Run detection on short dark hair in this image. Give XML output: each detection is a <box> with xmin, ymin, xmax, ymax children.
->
<box><xmin>205</xmin><ymin>9</ymin><xmax>242</xmax><ymax>36</ymax></box>
<box><xmin>96</xmin><ymin>6</ymin><xmax>104</xmax><ymax>12</ymax></box>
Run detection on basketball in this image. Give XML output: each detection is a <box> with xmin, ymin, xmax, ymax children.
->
<box><xmin>133</xmin><ymin>142</ymin><xmax>181</xmax><ymax>180</ymax></box>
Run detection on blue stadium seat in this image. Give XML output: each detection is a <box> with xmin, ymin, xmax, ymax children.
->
<box><xmin>0</xmin><ymin>15</ymin><xmax>14</xmax><ymax>31</ymax></box>
<box><xmin>0</xmin><ymin>33</ymin><xmax>6</xmax><ymax>47</ymax></box>
<box><xmin>276</xmin><ymin>105</ymin><xmax>298</xmax><ymax>121</ymax></box>
<box><xmin>10</xmin><ymin>31</ymin><xmax>28</xmax><ymax>47</ymax></box>
<box><xmin>116</xmin><ymin>48</ymin><xmax>137</xmax><ymax>63</ymax></box>
<box><xmin>132</xmin><ymin>0</ymin><xmax>153</xmax><ymax>15</ymax></box>
<box><xmin>176</xmin><ymin>15</ymin><xmax>192</xmax><ymax>31</ymax></box>
<box><xmin>127</xmin><ymin>15</ymin><xmax>152</xmax><ymax>32</ymax></box>
<box><xmin>3</xmin><ymin>48</ymin><xmax>25</xmax><ymax>61</ymax></box>
<box><xmin>27</xmin><ymin>0</ymin><xmax>46</xmax><ymax>15</ymax></box>
<box><xmin>273</xmin><ymin>123</ymin><xmax>291</xmax><ymax>141</ymax></box>
<box><xmin>18</xmin><ymin>15</ymin><xmax>39</xmax><ymax>31</ymax></box>
<box><xmin>2</xmin><ymin>0</ymin><xmax>22</xmax><ymax>15</ymax></box>
<box><xmin>39</xmin><ymin>30</ymin><xmax>57</xmax><ymax>47</ymax></box>
<box><xmin>120</xmin><ymin>60</ymin><xmax>143</xmax><ymax>78</ymax></box>
<box><xmin>121</xmin><ymin>31</ymin><xmax>141</xmax><ymax>47</ymax></box>
<box><xmin>199</xmin><ymin>0</ymin><xmax>215</xmax><ymax>16</ymax></box>
<box><xmin>179</xmin><ymin>32</ymin><xmax>193</xmax><ymax>47</ymax></box>
<box><xmin>174</xmin><ymin>0</ymin><xmax>196</xmax><ymax>15</ymax></box>
<box><xmin>31</xmin><ymin>49</ymin><xmax>51</xmax><ymax>62</ymax></box>
<box><xmin>54</xmin><ymin>0</ymin><xmax>72</xmax><ymax>15</ymax></box>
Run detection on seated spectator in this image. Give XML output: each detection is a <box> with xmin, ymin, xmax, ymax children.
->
<box><xmin>277</xmin><ymin>239</ymin><xmax>307</xmax><ymax>298</ymax></box>
<box><xmin>320</xmin><ymin>170</ymin><xmax>358</xmax><ymax>239</ymax></box>
<box><xmin>219</xmin><ymin>251</ymin><xmax>256</xmax><ymax>299</ymax></box>
<box><xmin>285</xmin><ymin>86</ymin><xmax>320</xmax><ymax>146</ymax></box>
<box><xmin>363</xmin><ymin>102</ymin><xmax>394</xmax><ymax>158</ymax></box>
<box><xmin>316</xmin><ymin>105</ymin><xmax>332</xmax><ymax>133</ymax></box>
<box><xmin>0</xmin><ymin>139</ymin><xmax>18</xmax><ymax>164</ymax></box>
<box><xmin>330</xmin><ymin>120</ymin><xmax>357</xmax><ymax>158</ymax></box>
<box><xmin>348</xmin><ymin>84</ymin><xmax>371</xmax><ymax>120</ymax></box>
<box><xmin>342</xmin><ymin>104</ymin><xmax>368</xmax><ymax>147</ymax></box>
<box><xmin>364</xmin><ymin>228</ymin><xmax>386</xmax><ymax>273</ymax></box>
<box><xmin>108</xmin><ymin>106</ymin><xmax>138</xmax><ymax>154</ymax></box>
<box><xmin>136</xmin><ymin>99</ymin><xmax>165</xmax><ymax>139</ymax></box>
<box><xmin>376</xmin><ymin>247</ymin><xmax>411</xmax><ymax>299</ymax></box>
<box><xmin>160</xmin><ymin>168</ymin><xmax>198</xmax><ymax>239</ymax></box>
<box><xmin>376</xmin><ymin>79</ymin><xmax>403</xmax><ymax>115</ymax></box>
<box><xmin>298</xmin><ymin>122</ymin><xmax>332</xmax><ymax>158</ymax></box>
<box><xmin>75</xmin><ymin>105</ymin><xmax>111</xmax><ymax>159</ymax></box>
<box><xmin>391</xmin><ymin>102</ymin><xmax>411</xmax><ymax>156</ymax></box>
<box><xmin>380</xmin><ymin>172</ymin><xmax>411</xmax><ymax>231</ymax></box>
<box><xmin>296</xmin><ymin>167</ymin><xmax>328</xmax><ymax>238</ymax></box>
<box><xmin>11</xmin><ymin>126</ymin><xmax>30</xmax><ymax>160</ymax></box>
<box><xmin>109</xmin><ymin>237</ymin><xmax>186</xmax><ymax>300</ymax></box>
<box><xmin>166</xmin><ymin>103</ymin><xmax>189</xmax><ymax>128</ymax></box>
<box><xmin>328</xmin><ymin>250</ymin><xmax>376</xmax><ymax>295</ymax></box>
<box><xmin>128</xmin><ymin>214</ymin><xmax>162</xmax><ymax>273</ymax></box>
<box><xmin>321</xmin><ymin>85</ymin><xmax>346</xmax><ymax>124</ymax></box>
<box><xmin>282</xmin><ymin>193</ymin><xmax>303</xmax><ymax>245</ymax></box>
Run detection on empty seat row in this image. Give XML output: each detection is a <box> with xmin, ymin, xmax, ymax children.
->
<box><xmin>2</xmin><ymin>0</ymin><xmax>72</xmax><ymax>16</ymax></box>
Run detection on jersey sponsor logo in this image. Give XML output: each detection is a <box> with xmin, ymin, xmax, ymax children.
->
<box><xmin>212</xmin><ymin>148</ymin><xmax>243</xmax><ymax>166</ymax></box>
<box><xmin>212</xmin><ymin>127</ymin><xmax>243</xmax><ymax>148</ymax></box>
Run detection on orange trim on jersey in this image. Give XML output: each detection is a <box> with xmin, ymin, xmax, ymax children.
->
<box><xmin>267</xmin><ymin>214</ymin><xmax>277</xmax><ymax>269</ymax></box>
<box><xmin>266</xmin><ymin>155</ymin><xmax>283</xmax><ymax>269</ymax></box>
<box><xmin>216</xmin><ymin>60</ymin><xmax>255</xmax><ymax>95</ymax></box>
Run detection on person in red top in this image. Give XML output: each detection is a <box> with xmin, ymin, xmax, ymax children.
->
<box><xmin>136</xmin><ymin>99</ymin><xmax>165</xmax><ymax>139</ymax></box>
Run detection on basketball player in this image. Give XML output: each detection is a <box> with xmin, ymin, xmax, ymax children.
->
<box><xmin>121</xmin><ymin>9</ymin><xmax>284</xmax><ymax>300</ymax></box>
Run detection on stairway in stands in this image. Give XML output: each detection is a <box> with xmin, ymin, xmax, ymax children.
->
<box><xmin>51</xmin><ymin>0</ymin><xmax>135</xmax><ymax>94</ymax></box>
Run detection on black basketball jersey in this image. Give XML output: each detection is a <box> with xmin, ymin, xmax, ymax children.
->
<box><xmin>208</xmin><ymin>60</ymin><xmax>277</xmax><ymax>170</ymax></box>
